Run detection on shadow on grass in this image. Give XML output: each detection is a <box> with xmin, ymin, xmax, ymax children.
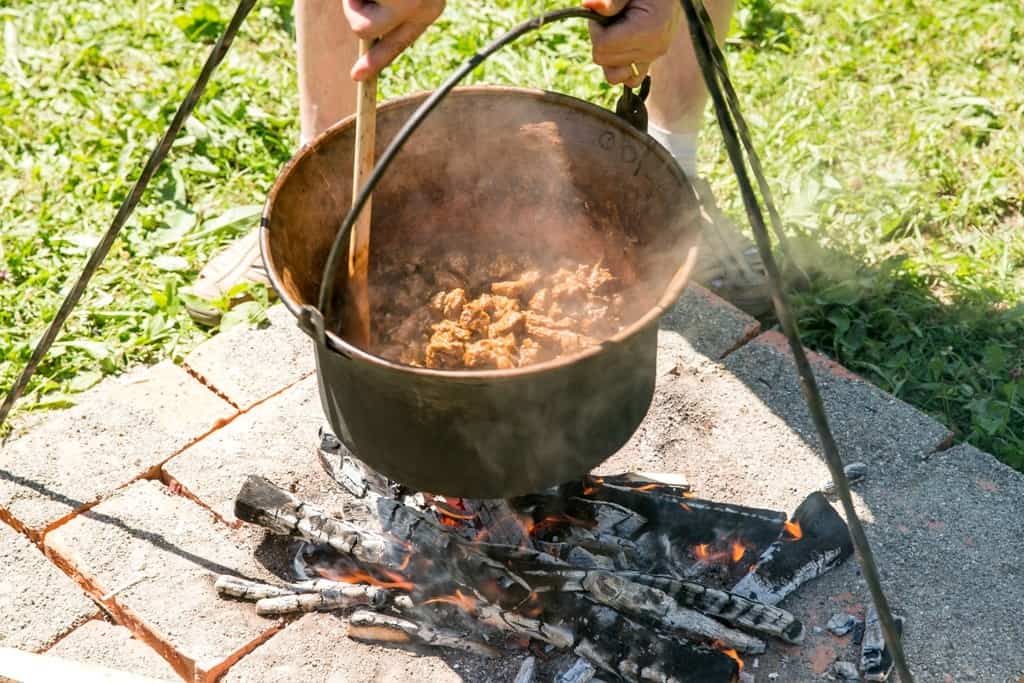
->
<box><xmin>775</xmin><ymin>237</ymin><xmax>1024</xmax><ymax>470</ymax></box>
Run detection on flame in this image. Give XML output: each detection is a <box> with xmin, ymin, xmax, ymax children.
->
<box><xmin>518</xmin><ymin>591</ymin><xmax>544</xmax><ymax>618</ymax></box>
<box><xmin>396</xmin><ymin>552</ymin><xmax>412</xmax><ymax>572</ymax></box>
<box><xmin>423</xmin><ymin>589</ymin><xmax>478</xmax><ymax>614</ymax></box>
<box><xmin>635</xmin><ymin>483</ymin><xmax>660</xmax><ymax>491</ymax></box>
<box><xmin>437</xmin><ymin>507</ymin><xmax>475</xmax><ymax>521</ymax></box>
<box><xmin>321</xmin><ymin>568</ymin><xmax>414</xmax><ymax>592</ymax></box>
<box><xmin>434</xmin><ymin>499</ymin><xmax>475</xmax><ymax>528</ymax></box>
<box><xmin>710</xmin><ymin>640</ymin><xmax>744</xmax><ymax>670</ymax></box>
<box><xmin>692</xmin><ymin>538</ymin><xmax>750</xmax><ymax>565</ymax></box>
<box><xmin>583</xmin><ymin>476</ymin><xmax>604</xmax><ymax>495</ymax></box>
<box><xmin>527</xmin><ymin>513</ymin><xmax>594</xmax><ymax>536</ymax></box>
<box><xmin>730</xmin><ymin>540</ymin><xmax>747</xmax><ymax>563</ymax></box>
<box><xmin>783</xmin><ymin>519</ymin><xmax>803</xmax><ymax>541</ymax></box>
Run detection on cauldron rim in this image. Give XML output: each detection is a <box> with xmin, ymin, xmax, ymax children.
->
<box><xmin>260</xmin><ymin>85</ymin><xmax>698</xmax><ymax>382</ymax></box>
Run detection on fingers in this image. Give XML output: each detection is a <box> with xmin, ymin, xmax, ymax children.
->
<box><xmin>602</xmin><ymin>61</ymin><xmax>650</xmax><ymax>88</ymax></box>
<box><xmin>343</xmin><ymin>0</ymin><xmax>445</xmax><ymax>80</ymax></box>
<box><xmin>586</xmin><ymin>0</ymin><xmax>680</xmax><ymax>87</ymax></box>
<box><xmin>581</xmin><ymin>0</ymin><xmax>630</xmax><ymax>16</ymax></box>
<box><xmin>343</xmin><ymin>0</ymin><xmax>401</xmax><ymax>39</ymax></box>
<box><xmin>351</xmin><ymin>22</ymin><xmax>426</xmax><ymax>81</ymax></box>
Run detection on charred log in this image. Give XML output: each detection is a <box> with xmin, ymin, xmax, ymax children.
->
<box><xmin>730</xmin><ymin>492</ymin><xmax>853</xmax><ymax>605</ymax></box>
<box><xmin>625</xmin><ymin>574</ymin><xmax>804</xmax><ymax>644</ymax></box>
<box><xmin>235</xmin><ymin>475</ymin><xmax>408</xmax><ymax>570</ymax></box>
<box><xmin>348</xmin><ymin>610</ymin><xmax>501</xmax><ymax>658</ymax></box>
<box><xmin>861</xmin><ymin>606</ymin><xmax>904</xmax><ymax>682</ymax></box>
<box><xmin>582</xmin><ymin>572</ymin><xmax>766</xmax><ymax>654</ymax></box>
<box><xmin>573</xmin><ymin>604</ymin><xmax>740</xmax><ymax>683</ymax></box>
<box><xmin>255</xmin><ymin>584</ymin><xmax>386</xmax><ymax>616</ymax></box>
<box><xmin>513</xmin><ymin>656</ymin><xmax>538</xmax><ymax>683</ymax></box>
<box><xmin>555</xmin><ymin>657</ymin><xmax>597</xmax><ymax>683</ymax></box>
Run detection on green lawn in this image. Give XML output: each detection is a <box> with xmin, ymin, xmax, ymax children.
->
<box><xmin>1</xmin><ymin>1</ymin><xmax>1021</xmax><ymax>466</ymax></box>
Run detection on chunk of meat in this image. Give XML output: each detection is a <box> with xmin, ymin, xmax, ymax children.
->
<box><xmin>424</xmin><ymin>320</ymin><xmax>472</xmax><ymax>369</ymax></box>
<box><xmin>463</xmin><ymin>335</ymin><xmax>517</xmax><ymax>369</ymax></box>
<box><xmin>458</xmin><ymin>298</ymin><xmax>492</xmax><ymax>334</ymax></box>
<box><xmin>489</xmin><ymin>310</ymin><xmax>525</xmax><ymax>338</ymax></box>
<box><xmin>491</xmin><ymin>270</ymin><xmax>540</xmax><ymax>299</ymax></box>
<box><xmin>528</xmin><ymin>288</ymin><xmax>550</xmax><ymax>312</ymax></box>
<box><xmin>367</xmin><ymin>250</ymin><xmax>626</xmax><ymax>370</ymax></box>
<box><xmin>431</xmin><ymin>288</ymin><xmax>467</xmax><ymax>320</ymax></box>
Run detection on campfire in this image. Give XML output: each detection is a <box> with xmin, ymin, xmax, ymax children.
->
<box><xmin>210</xmin><ymin>431</ymin><xmax>897</xmax><ymax>683</ymax></box>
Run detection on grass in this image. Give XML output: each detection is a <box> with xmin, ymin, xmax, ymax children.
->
<box><xmin>1</xmin><ymin>1</ymin><xmax>1021</xmax><ymax>467</ymax></box>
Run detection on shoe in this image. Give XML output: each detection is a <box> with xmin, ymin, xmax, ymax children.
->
<box><xmin>690</xmin><ymin>179</ymin><xmax>773</xmax><ymax>317</ymax></box>
<box><xmin>183</xmin><ymin>229</ymin><xmax>271</xmax><ymax>326</ymax></box>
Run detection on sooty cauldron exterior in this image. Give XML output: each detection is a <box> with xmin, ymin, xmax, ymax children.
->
<box><xmin>261</xmin><ymin>87</ymin><xmax>701</xmax><ymax>498</ymax></box>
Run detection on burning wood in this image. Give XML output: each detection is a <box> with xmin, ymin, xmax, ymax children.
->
<box><xmin>730</xmin><ymin>492</ymin><xmax>854</xmax><ymax>605</ymax></box>
<box><xmin>215</xmin><ymin>575</ymin><xmax>387</xmax><ymax>616</ymax></box>
<box><xmin>227</xmin><ymin>469</ymin><xmax>852</xmax><ymax>682</ymax></box>
<box><xmin>555</xmin><ymin>657</ymin><xmax>597</xmax><ymax>683</ymax></box>
<box><xmin>348</xmin><ymin>610</ymin><xmax>501</xmax><ymax>658</ymax></box>
<box><xmin>582</xmin><ymin>571</ymin><xmax>767</xmax><ymax>654</ymax></box>
<box><xmin>624</xmin><ymin>574</ymin><xmax>804</xmax><ymax>643</ymax></box>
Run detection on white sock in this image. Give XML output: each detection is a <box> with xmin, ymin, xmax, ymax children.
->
<box><xmin>648</xmin><ymin>122</ymin><xmax>698</xmax><ymax>178</ymax></box>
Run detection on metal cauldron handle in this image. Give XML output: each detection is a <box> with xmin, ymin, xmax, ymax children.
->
<box><xmin>302</xmin><ymin>7</ymin><xmax>643</xmax><ymax>346</ymax></box>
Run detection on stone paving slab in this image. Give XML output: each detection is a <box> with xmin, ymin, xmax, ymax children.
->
<box><xmin>44</xmin><ymin>480</ymin><xmax>279</xmax><ymax>682</ymax></box>
<box><xmin>0</xmin><ymin>520</ymin><xmax>96</xmax><ymax>652</ymax></box>
<box><xmin>47</xmin><ymin>619</ymin><xmax>180</xmax><ymax>681</ymax></box>
<box><xmin>601</xmin><ymin>329</ymin><xmax>1024</xmax><ymax>681</ymax></box>
<box><xmin>222</xmin><ymin>613</ymin><xmax>522</xmax><ymax>683</ymax></box>
<box><xmin>657</xmin><ymin>282</ymin><xmax>761</xmax><ymax>371</ymax></box>
<box><xmin>0</xmin><ymin>361</ymin><xmax>235</xmax><ymax>535</ymax></box>
<box><xmin>183</xmin><ymin>304</ymin><xmax>314</xmax><ymax>411</ymax></box>
<box><xmin>163</xmin><ymin>376</ymin><xmax>348</xmax><ymax>526</ymax></box>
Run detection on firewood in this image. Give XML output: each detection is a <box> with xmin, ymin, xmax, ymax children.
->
<box><xmin>625</xmin><ymin>574</ymin><xmax>804</xmax><ymax>643</ymax></box>
<box><xmin>555</xmin><ymin>657</ymin><xmax>597</xmax><ymax>683</ymax></box>
<box><xmin>861</xmin><ymin>606</ymin><xmax>904</xmax><ymax>682</ymax></box>
<box><xmin>474</xmin><ymin>603</ymin><xmax>575</xmax><ymax>649</ymax></box>
<box><xmin>582</xmin><ymin>572</ymin><xmax>766</xmax><ymax>654</ymax></box>
<box><xmin>215</xmin><ymin>575</ymin><xmax>297</xmax><ymax>601</ymax></box>
<box><xmin>234</xmin><ymin>475</ymin><xmax>399</xmax><ymax>568</ymax></box>
<box><xmin>348</xmin><ymin>610</ymin><xmax>501</xmax><ymax>658</ymax></box>
<box><xmin>573</xmin><ymin>606</ymin><xmax>739</xmax><ymax>683</ymax></box>
<box><xmin>730</xmin><ymin>492</ymin><xmax>853</xmax><ymax>606</ymax></box>
<box><xmin>461</xmin><ymin>498</ymin><xmax>534</xmax><ymax>548</ymax></box>
<box><xmin>255</xmin><ymin>583</ymin><xmax>386</xmax><ymax>616</ymax></box>
<box><xmin>513</xmin><ymin>656</ymin><xmax>538</xmax><ymax>683</ymax></box>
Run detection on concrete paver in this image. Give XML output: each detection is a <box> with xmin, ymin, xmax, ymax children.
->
<box><xmin>0</xmin><ymin>521</ymin><xmax>96</xmax><ymax>652</ymax></box>
<box><xmin>44</xmin><ymin>480</ymin><xmax>279</xmax><ymax>682</ymax></box>
<box><xmin>601</xmin><ymin>329</ymin><xmax>1024</xmax><ymax>681</ymax></box>
<box><xmin>0</xmin><ymin>362</ymin><xmax>235</xmax><ymax>534</ymax></box>
<box><xmin>183</xmin><ymin>304</ymin><xmax>314</xmax><ymax>410</ymax></box>
<box><xmin>6</xmin><ymin>283</ymin><xmax>1022</xmax><ymax>683</ymax></box>
<box><xmin>222</xmin><ymin>613</ymin><xmax>521</xmax><ymax>683</ymax></box>
<box><xmin>47</xmin><ymin>619</ymin><xmax>180</xmax><ymax>681</ymax></box>
<box><xmin>657</xmin><ymin>283</ymin><xmax>760</xmax><ymax>371</ymax></box>
<box><xmin>163</xmin><ymin>376</ymin><xmax>347</xmax><ymax>526</ymax></box>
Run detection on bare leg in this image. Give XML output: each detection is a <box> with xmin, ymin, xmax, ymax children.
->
<box><xmin>646</xmin><ymin>2</ymin><xmax>771</xmax><ymax>316</ymax></box>
<box><xmin>295</xmin><ymin>0</ymin><xmax>360</xmax><ymax>143</ymax></box>
<box><xmin>186</xmin><ymin>2</ymin><xmax>360</xmax><ymax>324</ymax></box>
<box><xmin>646</xmin><ymin>0</ymin><xmax>734</xmax><ymax>175</ymax></box>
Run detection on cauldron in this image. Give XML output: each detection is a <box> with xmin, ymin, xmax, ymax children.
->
<box><xmin>261</xmin><ymin>86</ymin><xmax>700</xmax><ymax>497</ymax></box>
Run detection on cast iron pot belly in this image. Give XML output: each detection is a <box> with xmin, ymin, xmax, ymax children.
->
<box><xmin>261</xmin><ymin>87</ymin><xmax>700</xmax><ymax>498</ymax></box>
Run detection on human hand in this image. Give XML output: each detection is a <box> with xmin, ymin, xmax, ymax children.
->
<box><xmin>582</xmin><ymin>0</ymin><xmax>681</xmax><ymax>88</ymax></box>
<box><xmin>343</xmin><ymin>0</ymin><xmax>446</xmax><ymax>81</ymax></box>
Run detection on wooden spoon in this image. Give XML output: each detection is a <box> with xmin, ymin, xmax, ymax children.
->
<box><xmin>345</xmin><ymin>38</ymin><xmax>377</xmax><ymax>349</ymax></box>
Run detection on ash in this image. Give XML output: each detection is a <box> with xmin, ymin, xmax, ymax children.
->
<box><xmin>218</xmin><ymin>435</ymin><xmax>860</xmax><ymax>683</ymax></box>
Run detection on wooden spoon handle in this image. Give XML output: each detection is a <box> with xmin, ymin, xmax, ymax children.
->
<box><xmin>346</xmin><ymin>39</ymin><xmax>377</xmax><ymax>348</ymax></box>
